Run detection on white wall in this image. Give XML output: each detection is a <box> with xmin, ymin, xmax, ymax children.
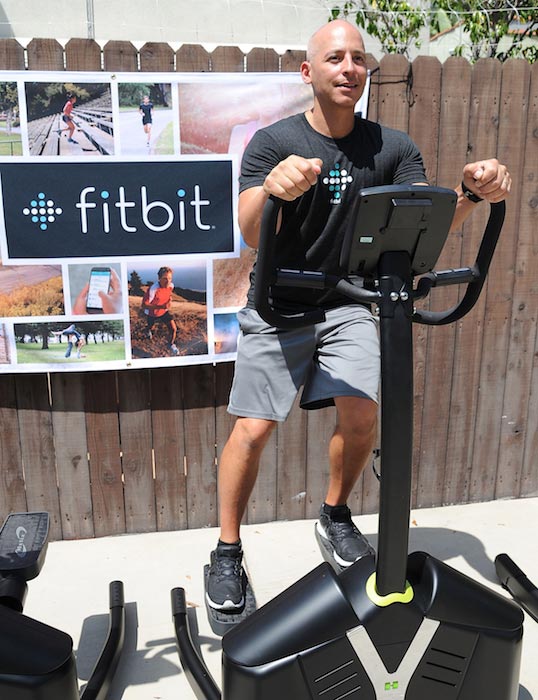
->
<box><xmin>0</xmin><ymin>0</ymin><xmax>389</xmax><ymax>57</ymax></box>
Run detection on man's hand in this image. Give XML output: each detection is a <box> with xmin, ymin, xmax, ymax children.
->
<box><xmin>263</xmin><ymin>156</ymin><xmax>323</xmax><ymax>201</ymax></box>
<box><xmin>73</xmin><ymin>268</ymin><xmax>123</xmax><ymax>315</ymax></box>
<box><xmin>462</xmin><ymin>158</ymin><xmax>511</xmax><ymax>203</ymax></box>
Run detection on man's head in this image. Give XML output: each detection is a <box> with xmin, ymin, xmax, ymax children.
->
<box><xmin>158</xmin><ymin>266</ymin><xmax>173</xmax><ymax>287</ymax></box>
<box><xmin>301</xmin><ymin>20</ymin><xmax>367</xmax><ymax>109</ymax></box>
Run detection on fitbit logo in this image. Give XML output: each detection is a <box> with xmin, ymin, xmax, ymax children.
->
<box><xmin>323</xmin><ymin>162</ymin><xmax>353</xmax><ymax>205</ymax></box>
<box><xmin>15</xmin><ymin>525</ymin><xmax>28</xmax><ymax>557</ymax></box>
<box><xmin>75</xmin><ymin>184</ymin><xmax>212</xmax><ymax>234</ymax></box>
<box><xmin>3</xmin><ymin>159</ymin><xmax>235</xmax><ymax>260</ymax></box>
<box><xmin>22</xmin><ymin>192</ymin><xmax>64</xmax><ymax>231</ymax></box>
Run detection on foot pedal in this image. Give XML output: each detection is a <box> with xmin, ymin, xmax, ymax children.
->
<box><xmin>203</xmin><ymin>564</ymin><xmax>257</xmax><ymax>636</ymax></box>
<box><xmin>0</xmin><ymin>512</ymin><xmax>49</xmax><ymax>581</ymax></box>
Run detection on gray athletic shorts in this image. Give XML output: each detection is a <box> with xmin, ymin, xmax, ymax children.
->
<box><xmin>228</xmin><ymin>304</ymin><xmax>380</xmax><ymax>422</ymax></box>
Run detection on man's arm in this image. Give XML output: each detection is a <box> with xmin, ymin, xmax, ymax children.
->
<box><xmin>450</xmin><ymin>158</ymin><xmax>511</xmax><ymax>232</ymax></box>
<box><xmin>238</xmin><ymin>155</ymin><xmax>323</xmax><ymax>248</ymax></box>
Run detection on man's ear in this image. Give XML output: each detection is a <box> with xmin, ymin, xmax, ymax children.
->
<box><xmin>301</xmin><ymin>60</ymin><xmax>312</xmax><ymax>85</ymax></box>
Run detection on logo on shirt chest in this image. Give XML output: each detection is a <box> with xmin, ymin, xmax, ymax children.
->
<box><xmin>322</xmin><ymin>162</ymin><xmax>354</xmax><ymax>205</ymax></box>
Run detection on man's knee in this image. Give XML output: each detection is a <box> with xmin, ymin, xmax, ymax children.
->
<box><xmin>231</xmin><ymin>416</ymin><xmax>276</xmax><ymax>451</ymax></box>
<box><xmin>334</xmin><ymin>396</ymin><xmax>378</xmax><ymax>437</ymax></box>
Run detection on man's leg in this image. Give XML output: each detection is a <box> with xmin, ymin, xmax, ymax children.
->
<box><xmin>218</xmin><ymin>416</ymin><xmax>276</xmax><ymax>543</ymax></box>
<box><xmin>326</xmin><ymin>396</ymin><xmax>378</xmax><ymax>506</ymax></box>
<box><xmin>168</xmin><ymin>319</ymin><xmax>178</xmax><ymax>355</ymax></box>
<box><xmin>206</xmin><ymin>416</ymin><xmax>275</xmax><ymax>610</ymax></box>
<box><xmin>316</xmin><ymin>395</ymin><xmax>378</xmax><ymax>567</ymax></box>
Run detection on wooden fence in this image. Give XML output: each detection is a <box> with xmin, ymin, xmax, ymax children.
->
<box><xmin>0</xmin><ymin>38</ymin><xmax>537</xmax><ymax>541</ymax></box>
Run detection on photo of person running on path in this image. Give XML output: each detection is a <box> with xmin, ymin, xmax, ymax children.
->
<box><xmin>139</xmin><ymin>95</ymin><xmax>153</xmax><ymax>147</ymax></box>
<box><xmin>142</xmin><ymin>266</ymin><xmax>179</xmax><ymax>356</ymax></box>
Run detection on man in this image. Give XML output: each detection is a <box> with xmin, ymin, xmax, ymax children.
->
<box><xmin>142</xmin><ymin>266</ymin><xmax>179</xmax><ymax>356</ymax></box>
<box><xmin>206</xmin><ymin>19</ymin><xmax>511</xmax><ymax>612</ymax></box>
<box><xmin>61</xmin><ymin>94</ymin><xmax>77</xmax><ymax>144</ymax></box>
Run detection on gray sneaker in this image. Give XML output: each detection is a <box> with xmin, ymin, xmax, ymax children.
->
<box><xmin>316</xmin><ymin>504</ymin><xmax>374</xmax><ymax>567</ymax></box>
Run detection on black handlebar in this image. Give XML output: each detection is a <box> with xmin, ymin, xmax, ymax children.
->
<box><xmin>254</xmin><ymin>196</ymin><xmax>380</xmax><ymax>329</ymax></box>
<box><xmin>254</xmin><ymin>194</ymin><xmax>505</xmax><ymax>329</ymax></box>
<box><xmin>413</xmin><ymin>200</ymin><xmax>505</xmax><ymax>325</ymax></box>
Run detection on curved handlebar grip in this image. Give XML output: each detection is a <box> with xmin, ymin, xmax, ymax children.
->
<box><xmin>413</xmin><ymin>200</ymin><xmax>505</xmax><ymax>326</ymax></box>
<box><xmin>254</xmin><ymin>196</ymin><xmax>326</xmax><ymax>329</ymax></box>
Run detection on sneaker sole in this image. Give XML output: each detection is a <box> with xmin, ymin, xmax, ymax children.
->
<box><xmin>205</xmin><ymin>591</ymin><xmax>245</xmax><ymax>611</ymax></box>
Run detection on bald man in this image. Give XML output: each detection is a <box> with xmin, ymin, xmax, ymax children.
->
<box><xmin>206</xmin><ymin>19</ymin><xmax>511</xmax><ymax>613</ymax></box>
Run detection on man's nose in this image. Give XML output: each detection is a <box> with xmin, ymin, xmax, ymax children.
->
<box><xmin>341</xmin><ymin>54</ymin><xmax>354</xmax><ymax>73</ymax></box>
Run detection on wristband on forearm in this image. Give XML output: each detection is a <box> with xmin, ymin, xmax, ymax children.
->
<box><xmin>461</xmin><ymin>180</ymin><xmax>483</xmax><ymax>203</ymax></box>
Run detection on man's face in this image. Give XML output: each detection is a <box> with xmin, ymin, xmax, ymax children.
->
<box><xmin>159</xmin><ymin>272</ymin><xmax>172</xmax><ymax>287</ymax></box>
<box><xmin>302</xmin><ymin>24</ymin><xmax>368</xmax><ymax>110</ymax></box>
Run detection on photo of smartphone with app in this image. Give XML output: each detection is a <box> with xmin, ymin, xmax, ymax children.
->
<box><xmin>86</xmin><ymin>267</ymin><xmax>111</xmax><ymax>313</ymax></box>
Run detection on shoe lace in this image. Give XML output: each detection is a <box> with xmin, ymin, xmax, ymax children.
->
<box><xmin>214</xmin><ymin>552</ymin><xmax>241</xmax><ymax>582</ymax></box>
<box><xmin>327</xmin><ymin>517</ymin><xmax>357</xmax><ymax>543</ymax></box>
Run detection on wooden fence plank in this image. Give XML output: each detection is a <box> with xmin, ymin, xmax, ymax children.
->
<box><xmin>15</xmin><ymin>374</ymin><xmax>62</xmax><ymax>540</ymax></box>
<box><xmin>434</xmin><ymin>58</ymin><xmax>474</xmax><ymax>506</ymax></box>
<box><xmin>26</xmin><ymin>38</ymin><xmax>64</xmax><ymax>71</ymax></box>
<box><xmin>447</xmin><ymin>58</ymin><xmax>502</xmax><ymax>503</ymax></box>
<box><xmin>150</xmin><ymin>367</ymin><xmax>187</xmax><ymax>531</ymax></box>
<box><xmin>65</xmin><ymin>38</ymin><xmax>102</xmax><ymax>72</ymax></box>
<box><xmin>50</xmin><ymin>373</ymin><xmax>93</xmax><ymax>539</ymax></box>
<box><xmin>276</xmin><ymin>396</ymin><xmax>307</xmax><ymax>522</ymax></box>
<box><xmin>365</xmin><ymin>55</ymin><xmax>380</xmax><ymax>123</ymax></box>
<box><xmin>473</xmin><ymin>58</ymin><xmax>529</xmax><ymax>501</ymax></box>
<box><xmin>176</xmin><ymin>44</ymin><xmax>211</xmax><ymax>72</ymax></box>
<box><xmin>0</xmin><ymin>375</ymin><xmax>27</xmax><ymax>517</ymax></box>
<box><xmin>376</xmin><ymin>54</ymin><xmax>411</xmax><ymax>132</ymax></box>
<box><xmin>84</xmin><ymin>372</ymin><xmax>125</xmax><ymax>537</ymax></box>
<box><xmin>280</xmin><ymin>49</ymin><xmax>305</xmax><ymax>72</ymax></box>
<box><xmin>103</xmin><ymin>40</ymin><xmax>138</xmax><ymax>72</ymax></box>
<box><xmin>118</xmin><ymin>370</ymin><xmax>156</xmax><ymax>532</ymax></box>
<box><xmin>0</xmin><ymin>38</ymin><xmax>25</xmax><ymax>70</ymax></box>
<box><xmin>139</xmin><ymin>41</ymin><xmax>175</xmax><ymax>72</ymax></box>
<box><xmin>183</xmin><ymin>364</ymin><xmax>218</xmax><ymax>528</ymax></box>
<box><xmin>414</xmin><ymin>57</ymin><xmax>471</xmax><ymax>508</ymax></box>
<box><xmin>246</xmin><ymin>48</ymin><xmax>279</xmax><ymax>72</ymax></box>
<box><xmin>498</xmin><ymin>61</ymin><xmax>538</xmax><ymax>499</ymax></box>
<box><xmin>407</xmin><ymin>56</ymin><xmax>442</xmax><ymax>508</ymax></box>
<box><xmin>210</xmin><ymin>46</ymin><xmax>245</xmax><ymax>72</ymax></box>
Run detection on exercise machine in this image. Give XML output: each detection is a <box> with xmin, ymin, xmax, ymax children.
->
<box><xmin>174</xmin><ymin>185</ymin><xmax>524</xmax><ymax>700</ymax></box>
<box><xmin>0</xmin><ymin>511</ymin><xmax>126</xmax><ymax>699</ymax></box>
<box><xmin>496</xmin><ymin>553</ymin><xmax>538</xmax><ymax>623</ymax></box>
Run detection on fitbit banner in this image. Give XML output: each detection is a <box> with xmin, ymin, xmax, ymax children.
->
<box><xmin>0</xmin><ymin>159</ymin><xmax>234</xmax><ymax>261</ymax></box>
<box><xmin>0</xmin><ymin>69</ymin><xmax>369</xmax><ymax>374</ymax></box>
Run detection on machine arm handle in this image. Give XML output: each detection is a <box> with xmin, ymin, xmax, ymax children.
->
<box><xmin>254</xmin><ymin>197</ymin><xmax>380</xmax><ymax>328</ymax></box>
<box><xmin>413</xmin><ymin>200</ymin><xmax>505</xmax><ymax>326</ymax></box>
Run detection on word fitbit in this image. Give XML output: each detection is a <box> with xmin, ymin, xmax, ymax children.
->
<box><xmin>75</xmin><ymin>185</ymin><xmax>212</xmax><ymax>233</ymax></box>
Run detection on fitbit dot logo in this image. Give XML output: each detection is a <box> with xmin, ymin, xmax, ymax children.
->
<box><xmin>15</xmin><ymin>525</ymin><xmax>28</xmax><ymax>557</ymax></box>
<box><xmin>22</xmin><ymin>192</ymin><xmax>63</xmax><ymax>231</ymax></box>
<box><xmin>323</xmin><ymin>163</ymin><xmax>353</xmax><ymax>205</ymax></box>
